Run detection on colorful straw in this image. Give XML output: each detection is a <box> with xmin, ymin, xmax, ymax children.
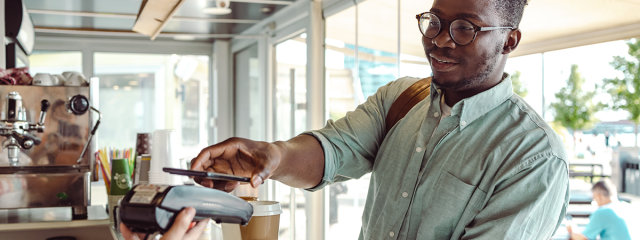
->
<box><xmin>95</xmin><ymin>151</ymin><xmax>111</xmax><ymax>194</ymax></box>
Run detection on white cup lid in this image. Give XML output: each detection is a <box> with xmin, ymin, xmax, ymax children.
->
<box><xmin>249</xmin><ymin>201</ymin><xmax>283</xmax><ymax>217</ymax></box>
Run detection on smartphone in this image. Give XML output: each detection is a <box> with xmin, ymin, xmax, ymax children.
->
<box><xmin>163</xmin><ymin>167</ymin><xmax>251</xmax><ymax>182</ymax></box>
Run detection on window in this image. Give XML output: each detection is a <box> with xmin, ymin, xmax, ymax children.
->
<box><xmin>542</xmin><ymin>41</ymin><xmax>629</xmax><ymax>123</ymax></box>
<box><xmin>400</xmin><ymin>0</ymin><xmax>431</xmax><ymax>79</ymax></box>
<box><xmin>94</xmin><ymin>53</ymin><xmax>209</xmax><ymax>156</ymax></box>
<box><xmin>28</xmin><ymin>51</ymin><xmax>82</xmax><ymax>75</ymax></box>
<box><xmin>358</xmin><ymin>0</ymin><xmax>399</xmax><ymax>99</ymax></box>
<box><xmin>542</xmin><ymin>41</ymin><xmax>633</xmax><ymax>153</ymax></box>
<box><xmin>504</xmin><ymin>40</ymin><xmax>635</xmax><ymax>157</ymax></box>
<box><xmin>326</xmin><ymin>6</ymin><xmax>357</xmax><ymax>121</ymax></box>
<box><xmin>504</xmin><ymin>53</ymin><xmax>543</xmax><ymax>115</ymax></box>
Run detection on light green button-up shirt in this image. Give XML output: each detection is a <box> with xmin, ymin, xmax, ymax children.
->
<box><xmin>305</xmin><ymin>73</ymin><xmax>570</xmax><ymax>240</ymax></box>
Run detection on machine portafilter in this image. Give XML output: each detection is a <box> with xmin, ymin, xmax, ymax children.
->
<box><xmin>1</xmin><ymin>92</ymin><xmax>49</xmax><ymax>166</ymax></box>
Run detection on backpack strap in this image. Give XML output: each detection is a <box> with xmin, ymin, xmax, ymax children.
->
<box><xmin>385</xmin><ymin>77</ymin><xmax>432</xmax><ymax>135</ymax></box>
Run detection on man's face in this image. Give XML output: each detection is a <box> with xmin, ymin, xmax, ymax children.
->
<box><xmin>423</xmin><ymin>0</ymin><xmax>508</xmax><ymax>91</ymax></box>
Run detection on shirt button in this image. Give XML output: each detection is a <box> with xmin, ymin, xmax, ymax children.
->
<box><xmin>416</xmin><ymin>147</ymin><xmax>422</xmax><ymax>152</ymax></box>
<box><xmin>389</xmin><ymin>231</ymin><xmax>395</xmax><ymax>237</ymax></box>
<box><xmin>434</xmin><ymin>112</ymin><xmax>440</xmax><ymax>117</ymax></box>
<box><xmin>402</xmin><ymin>192</ymin><xmax>409</xmax><ymax>198</ymax></box>
<box><xmin>461</xmin><ymin>121</ymin><xmax>467</xmax><ymax>127</ymax></box>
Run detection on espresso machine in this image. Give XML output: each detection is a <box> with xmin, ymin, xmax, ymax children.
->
<box><xmin>0</xmin><ymin>85</ymin><xmax>99</xmax><ymax>219</ymax></box>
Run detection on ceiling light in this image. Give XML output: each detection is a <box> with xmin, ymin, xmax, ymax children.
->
<box><xmin>203</xmin><ymin>7</ymin><xmax>231</xmax><ymax>15</ymax></box>
<box><xmin>173</xmin><ymin>35</ymin><xmax>197</xmax><ymax>41</ymax></box>
<box><xmin>203</xmin><ymin>0</ymin><xmax>232</xmax><ymax>15</ymax></box>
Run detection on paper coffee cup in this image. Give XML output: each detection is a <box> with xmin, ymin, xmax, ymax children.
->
<box><xmin>241</xmin><ymin>201</ymin><xmax>282</xmax><ymax>240</ymax></box>
<box><xmin>110</xmin><ymin>159</ymin><xmax>133</xmax><ymax>195</ymax></box>
<box><xmin>135</xmin><ymin>133</ymin><xmax>153</xmax><ymax>155</ymax></box>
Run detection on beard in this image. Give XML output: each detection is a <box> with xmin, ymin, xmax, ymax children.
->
<box><xmin>430</xmin><ymin>42</ymin><xmax>503</xmax><ymax>91</ymax></box>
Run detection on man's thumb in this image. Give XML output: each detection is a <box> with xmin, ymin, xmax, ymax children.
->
<box><xmin>251</xmin><ymin>175</ymin><xmax>264</xmax><ymax>188</ymax></box>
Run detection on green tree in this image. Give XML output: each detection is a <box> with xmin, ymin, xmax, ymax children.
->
<box><xmin>511</xmin><ymin>70</ymin><xmax>528</xmax><ymax>98</ymax></box>
<box><xmin>550</xmin><ymin>64</ymin><xmax>602</xmax><ymax>155</ymax></box>
<box><xmin>601</xmin><ymin>39</ymin><xmax>640</xmax><ymax>147</ymax></box>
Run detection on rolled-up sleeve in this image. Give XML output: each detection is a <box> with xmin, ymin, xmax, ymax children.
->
<box><xmin>461</xmin><ymin>154</ymin><xmax>570</xmax><ymax>240</ymax></box>
<box><xmin>304</xmin><ymin>78</ymin><xmax>417</xmax><ymax>192</ymax></box>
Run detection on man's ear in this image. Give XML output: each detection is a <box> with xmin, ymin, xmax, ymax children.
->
<box><xmin>503</xmin><ymin>29</ymin><xmax>521</xmax><ymax>54</ymax></box>
<box><xmin>592</xmin><ymin>191</ymin><xmax>602</xmax><ymax>201</ymax></box>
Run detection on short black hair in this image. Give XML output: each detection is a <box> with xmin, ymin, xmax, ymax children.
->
<box><xmin>592</xmin><ymin>179</ymin><xmax>617</xmax><ymax>198</ymax></box>
<box><xmin>494</xmin><ymin>0</ymin><xmax>529</xmax><ymax>28</ymax></box>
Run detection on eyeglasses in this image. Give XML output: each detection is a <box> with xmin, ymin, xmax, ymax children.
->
<box><xmin>416</xmin><ymin>12</ymin><xmax>514</xmax><ymax>46</ymax></box>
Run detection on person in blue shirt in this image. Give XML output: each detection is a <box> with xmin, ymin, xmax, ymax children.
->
<box><xmin>567</xmin><ymin>179</ymin><xmax>638</xmax><ymax>240</ymax></box>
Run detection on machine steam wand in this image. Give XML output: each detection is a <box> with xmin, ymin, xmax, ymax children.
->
<box><xmin>76</xmin><ymin>107</ymin><xmax>101</xmax><ymax>163</ymax></box>
<box><xmin>62</xmin><ymin>94</ymin><xmax>101</xmax><ymax>164</ymax></box>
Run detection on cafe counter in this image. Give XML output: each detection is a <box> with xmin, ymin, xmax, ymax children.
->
<box><xmin>0</xmin><ymin>205</ymin><xmax>114</xmax><ymax>240</ymax></box>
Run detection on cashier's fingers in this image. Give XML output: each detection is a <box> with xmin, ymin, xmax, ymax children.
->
<box><xmin>119</xmin><ymin>223</ymin><xmax>145</xmax><ymax>240</ymax></box>
<box><xmin>183</xmin><ymin>218</ymin><xmax>211</xmax><ymax>240</ymax></box>
<box><xmin>162</xmin><ymin>207</ymin><xmax>197</xmax><ymax>239</ymax></box>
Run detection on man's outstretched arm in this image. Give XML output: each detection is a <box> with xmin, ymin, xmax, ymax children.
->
<box><xmin>192</xmin><ymin>78</ymin><xmax>414</xmax><ymax>192</ymax></box>
<box><xmin>190</xmin><ymin>135</ymin><xmax>325</xmax><ymax>192</ymax></box>
<box><xmin>270</xmin><ymin>135</ymin><xmax>325</xmax><ymax>188</ymax></box>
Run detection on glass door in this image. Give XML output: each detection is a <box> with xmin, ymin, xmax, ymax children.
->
<box><xmin>273</xmin><ymin>32</ymin><xmax>308</xmax><ymax>240</ymax></box>
<box><xmin>233</xmin><ymin>44</ymin><xmax>265</xmax><ymax>199</ymax></box>
<box><xmin>234</xmin><ymin>44</ymin><xmax>265</xmax><ymax>142</ymax></box>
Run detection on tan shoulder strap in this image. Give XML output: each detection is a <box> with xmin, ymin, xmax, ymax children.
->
<box><xmin>385</xmin><ymin>77</ymin><xmax>432</xmax><ymax>135</ymax></box>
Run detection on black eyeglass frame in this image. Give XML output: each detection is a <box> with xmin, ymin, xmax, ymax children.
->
<box><xmin>415</xmin><ymin>12</ymin><xmax>515</xmax><ymax>46</ymax></box>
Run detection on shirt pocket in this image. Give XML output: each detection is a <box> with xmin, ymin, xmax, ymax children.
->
<box><xmin>417</xmin><ymin>171</ymin><xmax>486</xmax><ymax>240</ymax></box>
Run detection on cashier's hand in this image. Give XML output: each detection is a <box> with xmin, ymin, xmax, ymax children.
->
<box><xmin>191</xmin><ymin>137</ymin><xmax>281</xmax><ymax>192</ymax></box>
<box><xmin>120</xmin><ymin>207</ymin><xmax>209</xmax><ymax>240</ymax></box>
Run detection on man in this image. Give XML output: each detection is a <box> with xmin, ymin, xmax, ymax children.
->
<box><xmin>567</xmin><ymin>180</ymin><xmax>638</xmax><ymax>240</ymax></box>
<box><xmin>192</xmin><ymin>0</ymin><xmax>570</xmax><ymax>239</ymax></box>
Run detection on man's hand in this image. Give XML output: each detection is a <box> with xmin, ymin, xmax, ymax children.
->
<box><xmin>565</xmin><ymin>220</ymin><xmax>588</xmax><ymax>240</ymax></box>
<box><xmin>120</xmin><ymin>207</ymin><xmax>209</xmax><ymax>240</ymax></box>
<box><xmin>565</xmin><ymin>219</ymin><xmax>574</xmax><ymax>234</ymax></box>
<box><xmin>192</xmin><ymin>135</ymin><xmax>325</xmax><ymax>192</ymax></box>
<box><xmin>191</xmin><ymin>137</ymin><xmax>282</xmax><ymax>192</ymax></box>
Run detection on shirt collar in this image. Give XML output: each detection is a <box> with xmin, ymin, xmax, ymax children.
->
<box><xmin>439</xmin><ymin>92</ymin><xmax>452</xmax><ymax>118</ymax></box>
<box><xmin>430</xmin><ymin>72</ymin><xmax>513</xmax><ymax>131</ymax></box>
